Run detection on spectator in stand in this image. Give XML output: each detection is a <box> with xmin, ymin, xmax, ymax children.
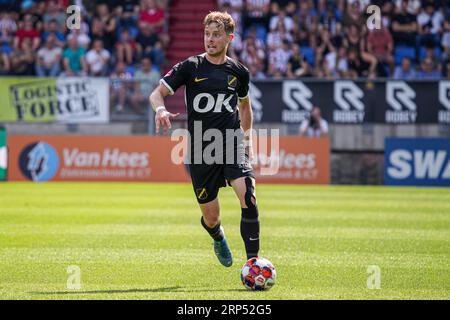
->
<box><xmin>287</xmin><ymin>44</ymin><xmax>312</xmax><ymax>78</ymax></box>
<box><xmin>442</xmin><ymin>18</ymin><xmax>450</xmax><ymax>56</ymax></box>
<box><xmin>240</xmin><ymin>41</ymin><xmax>265</xmax><ymax>75</ymax></box>
<box><xmin>248</xmin><ymin>62</ymin><xmax>266</xmax><ymax>79</ymax></box>
<box><xmin>319</xmin><ymin>1</ymin><xmax>341</xmax><ymax>35</ymax></box>
<box><xmin>394</xmin><ymin>0</ymin><xmax>421</xmax><ymax>15</ymax></box>
<box><xmin>269</xmin><ymin>9</ymin><xmax>294</xmax><ymax>33</ymax></box>
<box><xmin>444</xmin><ymin>61</ymin><xmax>450</xmax><ymax>78</ymax></box>
<box><xmin>294</xmin><ymin>26</ymin><xmax>312</xmax><ymax>47</ymax></box>
<box><xmin>62</xmin><ymin>36</ymin><xmax>87</xmax><ymax>76</ymax></box>
<box><xmin>135</xmin><ymin>21</ymin><xmax>165</xmax><ymax>70</ymax></box>
<box><xmin>110</xmin><ymin>61</ymin><xmax>133</xmax><ymax>113</ymax></box>
<box><xmin>315</xmin><ymin>27</ymin><xmax>336</xmax><ymax>68</ymax></box>
<box><xmin>136</xmin><ymin>21</ymin><xmax>159</xmax><ymax>55</ymax></box>
<box><xmin>85</xmin><ymin>39</ymin><xmax>110</xmax><ymax>77</ymax></box>
<box><xmin>347</xmin><ymin>48</ymin><xmax>373</xmax><ymax>79</ymax></box>
<box><xmin>115</xmin><ymin>0</ymin><xmax>140</xmax><ymax>35</ymax></box>
<box><xmin>10</xmin><ymin>37</ymin><xmax>34</xmax><ymax>75</ymax></box>
<box><xmin>67</xmin><ymin>28</ymin><xmax>91</xmax><ymax>49</ymax></box>
<box><xmin>298</xmin><ymin>0</ymin><xmax>317</xmax><ymax>32</ymax></box>
<box><xmin>139</xmin><ymin>0</ymin><xmax>165</xmax><ymax>33</ymax></box>
<box><xmin>299</xmin><ymin>106</ymin><xmax>329</xmax><ymax>137</ymax></box>
<box><xmin>267</xmin><ymin>20</ymin><xmax>293</xmax><ymax>51</ymax></box>
<box><xmin>344</xmin><ymin>24</ymin><xmax>377</xmax><ymax>77</ymax></box>
<box><xmin>42</xmin><ymin>0</ymin><xmax>66</xmax><ymax>33</ymax></box>
<box><xmin>36</xmin><ymin>33</ymin><xmax>62</xmax><ymax>76</ymax></box>
<box><xmin>217</xmin><ymin>0</ymin><xmax>243</xmax><ymax>33</ymax></box>
<box><xmin>90</xmin><ymin>17</ymin><xmax>113</xmax><ymax>53</ymax></box>
<box><xmin>0</xmin><ymin>51</ymin><xmax>9</xmax><ymax>74</ymax></box>
<box><xmin>442</xmin><ymin>18</ymin><xmax>450</xmax><ymax>73</ymax></box>
<box><xmin>93</xmin><ymin>2</ymin><xmax>117</xmax><ymax>52</ymax></box>
<box><xmin>342</xmin><ymin>0</ymin><xmax>363</xmax><ymax>28</ymax></box>
<box><xmin>242</xmin><ymin>27</ymin><xmax>266</xmax><ymax>53</ymax></box>
<box><xmin>393</xmin><ymin>56</ymin><xmax>417</xmax><ymax>79</ymax></box>
<box><xmin>268</xmin><ymin>39</ymin><xmax>291</xmax><ymax>78</ymax></box>
<box><xmin>367</xmin><ymin>25</ymin><xmax>394</xmax><ymax>77</ymax></box>
<box><xmin>41</xmin><ymin>19</ymin><xmax>65</xmax><ymax>47</ymax></box>
<box><xmin>417</xmin><ymin>57</ymin><xmax>440</xmax><ymax>79</ymax></box>
<box><xmin>380</xmin><ymin>0</ymin><xmax>395</xmax><ymax>29</ymax></box>
<box><xmin>13</xmin><ymin>14</ymin><xmax>40</xmax><ymax>52</ymax></box>
<box><xmin>416</xmin><ymin>2</ymin><xmax>444</xmax><ymax>48</ymax></box>
<box><xmin>0</xmin><ymin>11</ymin><xmax>16</xmax><ymax>58</ymax></box>
<box><xmin>116</xmin><ymin>28</ymin><xmax>140</xmax><ymax>65</ymax></box>
<box><xmin>131</xmin><ymin>56</ymin><xmax>160</xmax><ymax>114</ymax></box>
<box><xmin>391</xmin><ymin>0</ymin><xmax>418</xmax><ymax>47</ymax></box>
<box><xmin>243</xmin><ymin>0</ymin><xmax>270</xmax><ymax>35</ymax></box>
<box><xmin>320</xmin><ymin>46</ymin><xmax>349</xmax><ymax>79</ymax></box>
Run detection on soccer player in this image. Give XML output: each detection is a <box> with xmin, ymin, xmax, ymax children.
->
<box><xmin>149</xmin><ymin>12</ymin><xmax>259</xmax><ymax>267</ymax></box>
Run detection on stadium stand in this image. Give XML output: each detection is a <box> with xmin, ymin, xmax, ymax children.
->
<box><xmin>0</xmin><ymin>0</ymin><xmax>449</xmax><ymax>113</ymax></box>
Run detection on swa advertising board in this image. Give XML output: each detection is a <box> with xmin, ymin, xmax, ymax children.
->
<box><xmin>385</xmin><ymin>138</ymin><xmax>450</xmax><ymax>186</ymax></box>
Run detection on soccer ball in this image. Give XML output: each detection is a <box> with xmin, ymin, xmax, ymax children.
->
<box><xmin>241</xmin><ymin>257</ymin><xmax>276</xmax><ymax>291</ymax></box>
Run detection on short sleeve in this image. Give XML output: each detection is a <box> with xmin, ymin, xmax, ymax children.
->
<box><xmin>160</xmin><ymin>59</ymin><xmax>190</xmax><ymax>95</ymax></box>
<box><xmin>237</xmin><ymin>68</ymin><xmax>250</xmax><ymax>100</ymax></box>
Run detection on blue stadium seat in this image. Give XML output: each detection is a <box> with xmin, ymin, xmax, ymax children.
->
<box><xmin>301</xmin><ymin>46</ymin><xmax>315</xmax><ymax>66</ymax></box>
<box><xmin>419</xmin><ymin>46</ymin><xmax>442</xmax><ymax>60</ymax></box>
<box><xmin>394</xmin><ymin>46</ymin><xmax>416</xmax><ymax>65</ymax></box>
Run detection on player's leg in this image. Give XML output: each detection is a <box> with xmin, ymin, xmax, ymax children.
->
<box><xmin>199</xmin><ymin>197</ymin><xmax>222</xmax><ymax>238</ymax></box>
<box><xmin>229</xmin><ymin>176</ymin><xmax>260</xmax><ymax>260</ymax></box>
<box><xmin>190</xmin><ymin>164</ymin><xmax>232</xmax><ymax>267</ymax></box>
<box><xmin>199</xmin><ymin>197</ymin><xmax>233</xmax><ymax>267</ymax></box>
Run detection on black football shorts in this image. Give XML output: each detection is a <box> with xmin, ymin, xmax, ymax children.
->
<box><xmin>188</xmin><ymin>154</ymin><xmax>254</xmax><ymax>204</ymax></box>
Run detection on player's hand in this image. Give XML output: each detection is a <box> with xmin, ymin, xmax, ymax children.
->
<box><xmin>155</xmin><ymin>107</ymin><xmax>179</xmax><ymax>135</ymax></box>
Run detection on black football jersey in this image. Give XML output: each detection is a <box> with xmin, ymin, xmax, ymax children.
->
<box><xmin>161</xmin><ymin>54</ymin><xmax>250</xmax><ymax>134</ymax></box>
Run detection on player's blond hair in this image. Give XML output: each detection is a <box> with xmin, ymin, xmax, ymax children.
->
<box><xmin>204</xmin><ymin>11</ymin><xmax>235</xmax><ymax>35</ymax></box>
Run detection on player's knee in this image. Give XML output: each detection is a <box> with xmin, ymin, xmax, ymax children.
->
<box><xmin>203</xmin><ymin>214</ymin><xmax>219</xmax><ymax>228</ymax></box>
<box><xmin>244</xmin><ymin>177</ymin><xmax>256</xmax><ymax>209</ymax></box>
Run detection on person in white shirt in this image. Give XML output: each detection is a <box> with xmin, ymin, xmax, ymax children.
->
<box><xmin>85</xmin><ymin>39</ymin><xmax>110</xmax><ymax>76</ymax></box>
<box><xmin>299</xmin><ymin>106</ymin><xmax>329</xmax><ymax>137</ymax></box>
<box><xmin>36</xmin><ymin>33</ymin><xmax>62</xmax><ymax>76</ymax></box>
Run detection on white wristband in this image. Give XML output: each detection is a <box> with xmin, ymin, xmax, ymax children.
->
<box><xmin>155</xmin><ymin>106</ymin><xmax>166</xmax><ymax>113</ymax></box>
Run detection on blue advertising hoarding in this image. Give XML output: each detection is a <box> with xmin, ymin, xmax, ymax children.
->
<box><xmin>385</xmin><ymin>138</ymin><xmax>450</xmax><ymax>186</ymax></box>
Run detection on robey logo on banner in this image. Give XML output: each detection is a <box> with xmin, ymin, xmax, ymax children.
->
<box><xmin>386</xmin><ymin>81</ymin><xmax>417</xmax><ymax>123</ymax></box>
<box><xmin>438</xmin><ymin>81</ymin><xmax>450</xmax><ymax>124</ymax></box>
<box><xmin>282</xmin><ymin>81</ymin><xmax>313</xmax><ymax>123</ymax></box>
<box><xmin>249</xmin><ymin>82</ymin><xmax>263</xmax><ymax>122</ymax></box>
<box><xmin>333</xmin><ymin>81</ymin><xmax>365</xmax><ymax>123</ymax></box>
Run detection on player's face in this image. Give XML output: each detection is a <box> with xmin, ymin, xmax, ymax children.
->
<box><xmin>204</xmin><ymin>23</ymin><xmax>231</xmax><ymax>57</ymax></box>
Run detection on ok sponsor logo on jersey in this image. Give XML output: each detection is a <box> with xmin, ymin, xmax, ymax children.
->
<box><xmin>193</xmin><ymin>93</ymin><xmax>235</xmax><ymax>113</ymax></box>
<box><xmin>385</xmin><ymin>138</ymin><xmax>450</xmax><ymax>186</ymax></box>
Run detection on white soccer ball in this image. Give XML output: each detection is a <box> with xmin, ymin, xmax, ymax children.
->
<box><xmin>240</xmin><ymin>257</ymin><xmax>277</xmax><ymax>291</ymax></box>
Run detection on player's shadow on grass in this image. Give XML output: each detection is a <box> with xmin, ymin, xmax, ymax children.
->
<box><xmin>31</xmin><ymin>287</ymin><xmax>246</xmax><ymax>295</ymax></box>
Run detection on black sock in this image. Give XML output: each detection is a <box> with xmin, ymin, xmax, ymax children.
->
<box><xmin>241</xmin><ymin>206</ymin><xmax>260</xmax><ymax>260</ymax></box>
<box><xmin>201</xmin><ymin>217</ymin><xmax>224</xmax><ymax>241</ymax></box>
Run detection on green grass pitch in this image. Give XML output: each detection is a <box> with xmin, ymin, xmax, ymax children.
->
<box><xmin>0</xmin><ymin>182</ymin><xmax>449</xmax><ymax>300</ymax></box>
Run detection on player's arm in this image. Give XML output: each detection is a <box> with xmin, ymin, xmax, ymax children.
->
<box><xmin>149</xmin><ymin>83</ymin><xmax>179</xmax><ymax>134</ymax></box>
<box><xmin>238</xmin><ymin>95</ymin><xmax>253</xmax><ymax>157</ymax></box>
